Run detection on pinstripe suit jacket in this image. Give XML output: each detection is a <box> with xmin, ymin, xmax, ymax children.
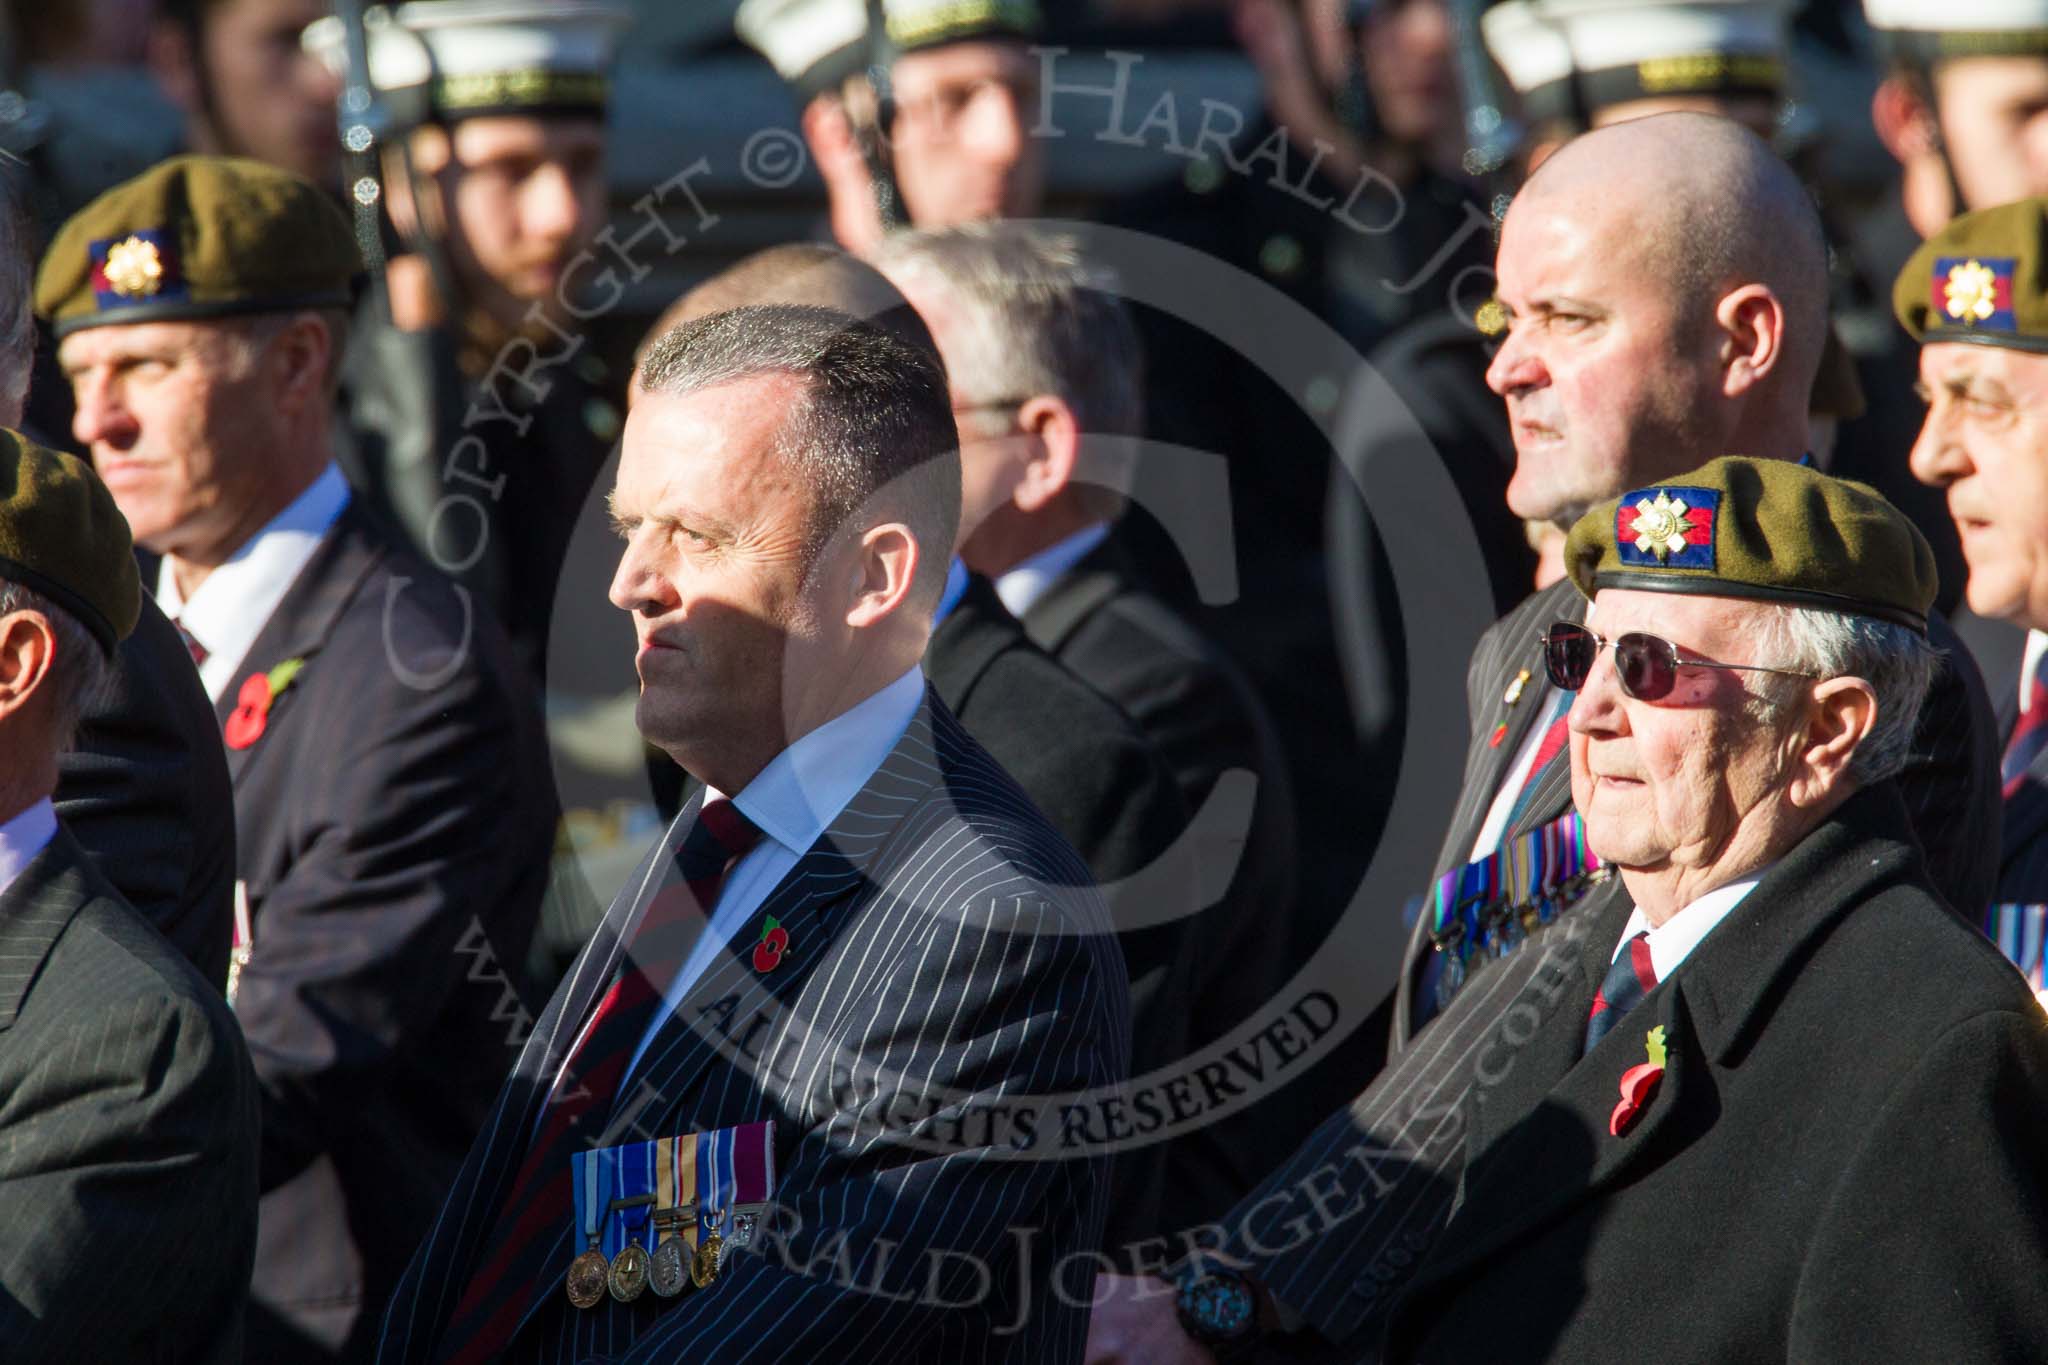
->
<box><xmin>1390</xmin><ymin>578</ymin><xmax>2002</xmax><ymax>1051</ymax></box>
<box><xmin>0</xmin><ymin>824</ymin><xmax>261</xmax><ymax>1363</ymax></box>
<box><xmin>1992</xmin><ymin>658</ymin><xmax>2048</xmax><ymax>914</ymax></box>
<box><xmin>375</xmin><ymin>691</ymin><xmax>1131</xmax><ymax>1365</ymax></box>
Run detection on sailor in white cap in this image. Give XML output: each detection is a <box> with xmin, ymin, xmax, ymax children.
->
<box><xmin>738</xmin><ymin>0</ymin><xmax>1045</xmax><ymax>252</ymax></box>
<box><xmin>1867</xmin><ymin>0</ymin><xmax>2048</xmax><ymax>237</ymax></box>
<box><xmin>1482</xmin><ymin>0</ymin><xmax>1794</xmax><ymax>167</ymax></box>
<box><xmin>300</xmin><ymin>1</ymin><xmax>632</xmax><ymax>687</ymax></box>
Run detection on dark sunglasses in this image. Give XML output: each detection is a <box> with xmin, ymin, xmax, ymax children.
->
<box><xmin>1541</xmin><ymin>621</ymin><xmax>1815</xmax><ymax>702</ymax></box>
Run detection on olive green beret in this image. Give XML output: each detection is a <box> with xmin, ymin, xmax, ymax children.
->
<box><xmin>1893</xmin><ymin>197</ymin><xmax>2048</xmax><ymax>354</ymax></box>
<box><xmin>1565</xmin><ymin>456</ymin><xmax>1936</xmax><ymax>632</ymax></box>
<box><xmin>35</xmin><ymin>155</ymin><xmax>360</xmax><ymax>339</ymax></box>
<box><xmin>0</xmin><ymin>429</ymin><xmax>139</xmax><ymax>656</ymax></box>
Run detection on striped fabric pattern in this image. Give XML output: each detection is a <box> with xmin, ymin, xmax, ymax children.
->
<box><xmin>376</xmin><ymin>693</ymin><xmax>1130</xmax><ymax>1365</ymax></box>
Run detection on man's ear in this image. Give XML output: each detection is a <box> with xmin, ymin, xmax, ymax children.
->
<box><xmin>1713</xmin><ymin>284</ymin><xmax>1786</xmax><ymax>397</ymax></box>
<box><xmin>1009</xmin><ymin>394</ymin><xmax>1080</xmax><ymax>514</ymax></box>
<box><xmin>0</xmin><ymin>610</ymin><xmax>57</xmax><ymax>727</ymax></box>
<box><xmin>844</xmin><ymin>523</ymin><xmax>919</xmax><ymax>629</ymax></box>
<box><xmin>1788</xmin><ymin>676</ymin><xmax>1878</xmax><ymax>807</ymax></box>
<box><xmin>801</xmin><ymin>91</ymin><xmax>886</xmax><ymax>256</ymax></box>
<box><xmin>1873</xmin><ymin>75</ymin><xmax>1940</xmax><ymax>162</ymax></box>
<box><xmin>266</xmin><ymin>314</ymin><xmax>335</xmax><ymax>417</ymax></box>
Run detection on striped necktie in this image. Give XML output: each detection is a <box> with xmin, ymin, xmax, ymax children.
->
<box><xmin>435</xmin><ymin>797</ymin><xmax>763</xmax><ymax>1365</ymax></box>
<box><xmin>1584</xmin><ymin>931</ymin><xmax>1657</xmax><ymax>1055</ymax></box>
<box><xmin>2004</xmin><ymin>656</ymin><xmax>2048</xmax><ymax>799</ymax></box>
<box><xmin>172</xmin><ymin>617</ymin><xmax>207</xmax><ymax>668</ymax></box>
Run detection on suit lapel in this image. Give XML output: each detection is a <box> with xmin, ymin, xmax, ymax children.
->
<box><xmin>616</xmin><ymin>700</ymin><xmax>947</xmax><ymax>1124</ymax></box>
<box><xmin>923</xmin><ymin>573</ymin><xmax>1017</xmax><ymax>714</ymax></box>
<box><xmin>2003</xmin><ymin>748</ymin><xmax>2048</xmax><ymax>874</ymax></box>
<box><xmin>211</xmin><ymin>506</ymin><xmax>383</xmax><ymax>784</ymax></box>
<box><xmin>0</xmin><ymin>831</ymin><xmax>93</xmax><ymax>1034</ymax></box>
<box><xmin>1400</xmin><ymin>789</ymin><xmax>1921</xmax><ymax>1322</ymax></box>
<box><xmin>1016</xmin><ymin>540</ymin><xmax>1125</xmax><ymax>656</ymax></box>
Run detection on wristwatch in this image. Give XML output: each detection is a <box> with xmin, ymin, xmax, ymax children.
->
<box><xmin>1174</xmin><ymin>1261</ymin><xmax>1265</xmax><ymax>1357</ymax></box>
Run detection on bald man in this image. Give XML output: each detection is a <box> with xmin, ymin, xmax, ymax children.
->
<box><xmin>1082</xmin><ymin>112</ymin><xmax>2001</xmax><ymax>1365</ymax></box>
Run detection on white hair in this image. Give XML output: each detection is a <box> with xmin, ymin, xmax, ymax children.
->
<box><xmin>1747</xmin><ymin>603</ymin><xmax>1940</xmax><ymax>785</ymax></box>
<box><xmin>869</xmin><ymin>221</ymin><xmax>1144</xmax><ymax>438</ymax></box>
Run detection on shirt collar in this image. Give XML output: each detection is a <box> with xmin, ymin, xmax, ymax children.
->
<box><xmin>929</xmin><ymin>558</ymin><xmax>971</xmax><ymax>628</ymax></box>
<box><xmin>157</xmin><ymin>464</ymin><xmax>350</xmax><ymax>700</ymax></box>
<box><xmin>1614</xmin><ymin>872</ymin><xmax>1764</xmax><ymax>983</ymax></box>
<box><xmin>0</xmin><ymin>798</ymin><xmax>56</xmax><ymax>899</ymax></box>
<box><xmin>993</xmin><ymin>523</ymin><xmax>1110</xmax><ymax>620</ymax></box>
<box><xmin>710</xmin><ymin>664</ymin><xmax>925</xmax><ymax>857</ymax></box>
<box><xmin>2024</xmin><ymin>630</ymin><xmax>2048</xmax><ymax>715</ymax></box>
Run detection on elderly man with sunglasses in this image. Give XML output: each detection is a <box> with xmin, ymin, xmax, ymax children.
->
<box><xmin>1376</xmin><ymin>455</ymin><xmax>2048</xmax><ymax>1361</ymax></box>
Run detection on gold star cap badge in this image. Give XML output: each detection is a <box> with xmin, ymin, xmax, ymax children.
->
<box><xmin>102</xmin><ymin>235</ymin><xmax>165</xmax><ymax>298</ymax></box>
<box><xmin>1475</xmin><ymin>298</ymin><xmax>1509</xmax><ymax>336</ymax></box>
<box><xmin>1944</xmin><ymin>258</ymin><xmax>1999</xmax><ymax>323</ymax></box>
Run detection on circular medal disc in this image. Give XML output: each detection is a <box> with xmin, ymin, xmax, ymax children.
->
<box><xmin>691</xmin><ymin>1232</ymin><xmax>725</xmax><ymax>1289</ymax></box>
<box><xmin>649</xmin><ymin>1238</ymin><xmax>688</xmax><ymax>1298</ymax></box>
<box><xmin>566</xmin><ymin>1248</ymin><xmax>610</xmax><ymax>1309</ymax></box>
<box><xmin>608</xmin><ymin>1241</ymin><xmax>650</xmax><ymax>1303</ymax></box>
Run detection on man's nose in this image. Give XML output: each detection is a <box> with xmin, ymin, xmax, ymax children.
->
<box><xmin>70</xmin><ymin>372</ymin><xmax>137</xmax><ymax>452</ymax></box>
<box><xmin>1568</xmin><ymin>643</ymin><xmax>1627</xmax><ymax>738</ymax></box>
<box><xmin>524</xmin><ymin>163</ymin><xmax>585</xmax><ymax>244</ymax></box>
<box><xmin>1485</xmin><ymin>329</ymin><xmax>1542</xmax><ymax>396</ymax></box>
<box><xmin>961</xmin><ymin>84</ymin><xmax>1027</xmax><ymax>165</ymax></box>
<box><xmin>1906</xmin><ymin>404</ymin><xmax>1972</xmax><ymax>489</ymax></box>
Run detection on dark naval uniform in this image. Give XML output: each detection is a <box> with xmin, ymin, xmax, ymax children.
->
<box><xmin>336</xmin><ymin>299</ymin><xmax>623</xmax><ymax>684</ymax></box>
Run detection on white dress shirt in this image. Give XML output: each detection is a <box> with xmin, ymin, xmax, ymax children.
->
<box><xmin>0</xmin><ymin>798</ymin><xmax>56</xmax><ymax>899</ymax></box>
<box><xmin>2022</xmin><ymin>630</ymin><xmax>2048</xmax><ymax>715</ymax></box>
<box><xmin>1610</xmin><ymin>873</ymin><xmax>1763</xmax><ymax>983</ymax></box>
<box><xmin>156</xmin><ymin>463</ymin><xmax>350</xmax><ymax>703</ymax></box>
<box><xmin>620</xmin><ymin>664</ymin><xmax>926</xmax><ymax>1081</ymax></box>
<box><xmin>993</xmin><ymin>522</ymin><xmax>1110</xmax><ymax>620</ymax></box>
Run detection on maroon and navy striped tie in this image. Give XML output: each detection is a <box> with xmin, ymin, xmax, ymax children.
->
<box><xmin>1583</xmin><ymin>931</ymin><xmax>1657</xmax><ymax>1055</ymax></box>
<box><xmin>434</xmin><ymin>797</ymin><xmax>763</xmax><ymax>1365</ymax></box>
<box><xmin>2004</xmin><ymin>660</ymin><xmax>2048</xmax><ymax>799</ymax></box>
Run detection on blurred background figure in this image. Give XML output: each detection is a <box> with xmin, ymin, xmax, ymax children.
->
<box><xmin>149</xmin><ymin>0</ymin><xmax>342</xmax><ymax>188</ymax></box>
<box><xmin>303</xmin><ymin>0</ymin><xmax>629</xmax><ymax>683</ymax></box>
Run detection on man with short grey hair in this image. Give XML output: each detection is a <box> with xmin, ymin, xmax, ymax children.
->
<box><xmin>382</xmin><ymin>303</ymin><xmax>1131</xmax><ymax>1365</ymax></box>
<box><xmin>874</xmin><ymin>221</ymin><xmax>1309</xmax><ymax>1222</ymax></box>
<box><xmin>0</xmin><ymin>189</ymin><xmax>239</xmax><ymax>989</ymax></box>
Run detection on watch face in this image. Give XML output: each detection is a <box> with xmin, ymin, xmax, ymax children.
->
<box><xmin>1180</xmin><ymin>1271</ymin><xmax>1257</xmax><ymax>1341</ymax></box>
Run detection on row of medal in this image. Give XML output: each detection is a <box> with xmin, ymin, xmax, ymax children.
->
<box><xmin>565</xmin><ymin>1124</ymin><xmax>779</xmax><ymax>1310</ymax></box>
<box><xmin>566</xmin><ymin>1196</ymin><xmax>766</xmax><ymax>1307</ymax></box>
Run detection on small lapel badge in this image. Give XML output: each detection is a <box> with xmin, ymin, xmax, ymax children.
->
<box><xmin>752</xmin><ymin>915</ymin><xmax>791</xmax><ymax>973</ymax></box>
<box><xmin>1610</xmin><ymin>1025</ymin><xmax>1668</xmax><ymax>1137</ymax></box>
<box><xmin>1504</xmin><ymin>668</ymin><xmax>1531</xmax><ymax>708</ymax></box>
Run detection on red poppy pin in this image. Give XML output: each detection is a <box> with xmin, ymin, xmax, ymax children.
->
<box><xmin>1610</xmin><ymin>1025</ymin><xmax>1667</xmax><ymax>1137</ymax></box>
<box><xmin>224</xmin><ymin>658</ymin><xmax>306</xmax><ymax>750</ymax></box>
<box><xmin>752</xmin><ymin>916</ymin><xmax>791</xmax><ymax>973</ymax></box>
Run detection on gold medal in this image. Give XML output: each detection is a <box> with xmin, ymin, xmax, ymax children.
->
<box><xmin>691</xmin><ymin>1230</ymin><xmax>724</xmax><ymax>1288</ymax></box>
<box><xmin>649</xmin><ymin>1235</ymin><xmax>689</xmax><ymax>1297</ymax></box>
<box><xmin>608</xmin><ymin>1239</ymin><xmax>650</xmax><ymax>1302</ymax></box>
<box><xmin>566</xmin><ymin>1239</ymin><xmax>609</xmax><ymax>1310</ymax></box>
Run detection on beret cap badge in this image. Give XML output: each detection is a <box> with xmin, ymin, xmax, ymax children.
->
<box><xmin>1628</xmin><ymin>491</ymin><xmax>1696</xmax><ymax>562</ymax></box>
<box><xmin>102</xmin><ymin>236</ymin><xmax>165</xmax><ymax>298</ymax></box>
<box><xmin>1945</xmin><ymin>258</ymin><xmax>2000</xmax><ymax>323</ymax></box>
